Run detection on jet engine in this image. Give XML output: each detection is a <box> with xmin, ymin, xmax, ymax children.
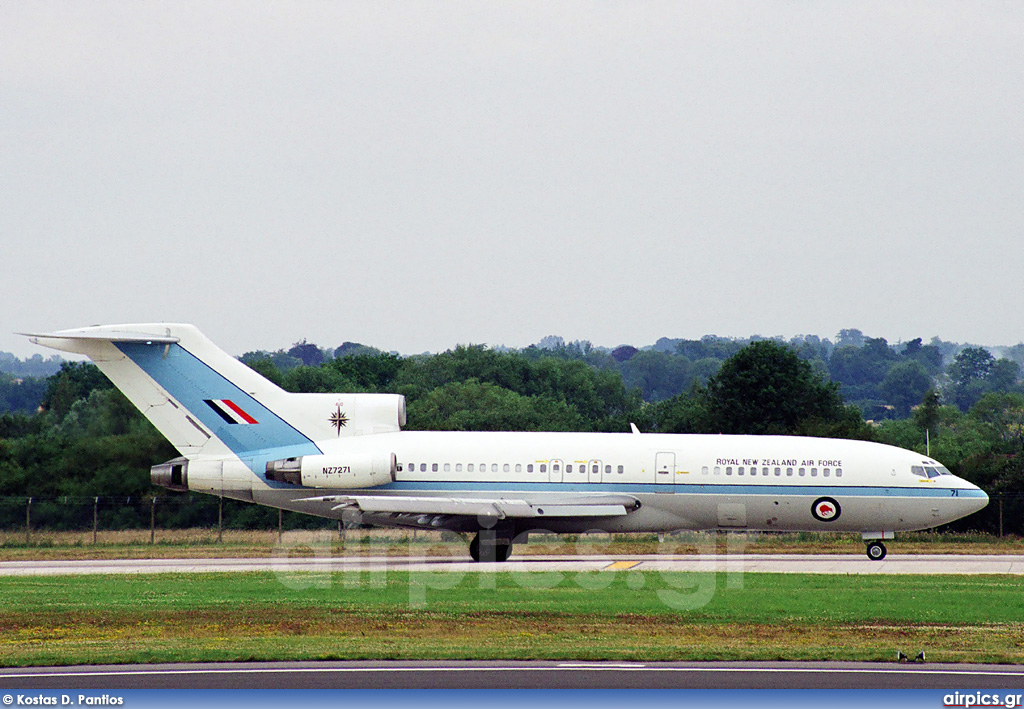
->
<box><xmin>265</xmin><ymin>452</ymin><xmax>397</xmax><ymax>489</ymax></box>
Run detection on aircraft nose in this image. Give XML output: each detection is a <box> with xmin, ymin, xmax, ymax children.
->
<box><xmin>957</xmin><ymin>479</ymin><xmax>989</xmax><ymax>517</ymax></box>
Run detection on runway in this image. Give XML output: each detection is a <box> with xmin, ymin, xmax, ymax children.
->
<box><xmin>3</xmin><ymin>660</ymin><xmax>1024</xmax><ymax>689</ymax></box>
<box><xmin>3</xmin><ymin>553</ymin><xmax>1024</xmax><ymax>576</ymax></box>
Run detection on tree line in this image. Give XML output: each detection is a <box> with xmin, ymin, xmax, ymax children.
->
<box><xmin>0</xmin><ymin>334</ymin><xmax>1021</xmax><ymax>534</ymax></box>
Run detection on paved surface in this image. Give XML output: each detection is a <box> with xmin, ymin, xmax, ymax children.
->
<box><xmin>3</xmin><ymin>660</ymin><xmax>1024</xmax><ymax>689</ymax></box>
<box><xmin>3</xmin><ymin>553</ymin><xmax>1024</xmax><ymax>576</ymax></box>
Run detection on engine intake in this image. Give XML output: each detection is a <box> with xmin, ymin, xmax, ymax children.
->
<box><xmin>151</xmin><ymin>457</ymin><xmax>189</xmax><ymax>492</ymax></box>
<box><xmin>266</xmin><ymin>452</ymin><xmax>397</xmax><ymax>489</ymax></box>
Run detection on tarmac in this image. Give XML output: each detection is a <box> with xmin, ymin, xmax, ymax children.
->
<box><xmin>3</xmin><ymin>553</ymin><xmax>1024</xmax><ymax>576</ymax></box>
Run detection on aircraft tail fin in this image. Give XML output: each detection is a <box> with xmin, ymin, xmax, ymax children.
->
<box><xmin>25</xmin><ymin>324</ymin><xmax>405</xmax><ymax>464</ymax></box>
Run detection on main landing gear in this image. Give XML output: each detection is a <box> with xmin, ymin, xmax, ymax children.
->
<box><xmin>865</xmin><ymin>541</ymin><xmax>887</xmax><ymax>561</ymax></box>
<box><xmin>469</xmin><ymin>531</ymin><xmax>513</xmax><ymax>563</ymax></box>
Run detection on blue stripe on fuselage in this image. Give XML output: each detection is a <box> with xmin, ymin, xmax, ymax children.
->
<box><xmin>115</xmin><ymin>342</ymin><xmax>320</xmax><ymax>461</ymax></box>
<box><xmin>374</xmin><ymin>481</ymin><xmax>987</xmax><ymax>498</ymax></box>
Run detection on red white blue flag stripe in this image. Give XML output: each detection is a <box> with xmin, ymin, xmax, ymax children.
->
<box><xmin>204</xmin><ymin>399</ymin><xmax>258</xmax><ymax>425</ymax></box>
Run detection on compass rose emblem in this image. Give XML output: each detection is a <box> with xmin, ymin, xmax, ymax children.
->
<box><xmin>329</xmin><ymin>404</ymin><xmax>349</xmax><ymax>436</ymax></box>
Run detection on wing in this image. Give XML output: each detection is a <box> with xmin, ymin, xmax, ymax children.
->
<box><xmin>296</xmin><ymin>493</ymin><xmax>641</xmax><ymax>520</ymax></box>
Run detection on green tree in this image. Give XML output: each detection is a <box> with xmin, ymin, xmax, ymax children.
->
<box><xmin>913</xmin><ymin>388</ymin><xmax>942</xmax><ymax>437</ymax></box>
<box><xmin>619</xmin><ymin>350</ymin><xmax>691</xmax><ymax>402</ymax></box>
<box><xmin>880</xmin><ymin>360</ymin><xmax>933</xmax><ymax>418</ymax></box>
<box><xmin>989</xmin><ymin>359</ymin><xmax>1020</xmax><ymax>392</ymax></box>
<box><xmin>947</xmin><ymin>347</ymin><xmax>998</xmax><ymax>411</ymax></box>
<box><xmin>969</xmin><ymin>392</ymin><xmax>1024</xmax><ymax>450</ymax></box>
<box><xmin>406</xmin><ymin>379</ymin><xmax>583</xmax><ymax>431</ymax></box>
<box><xmin>705</xmin><ymin>340</ymin><xmax>867</xmax><ymax>437</ymax></box>
<box><xmin>949</xmin><ymin>347</ymin><xmax>995</xmax><ymax>387</ymax></box>
<box><xmin>328</xmin><ymin>352</ymin><xmax>404</xmax><ymax>391</ymax></box>
<box><xmin>42</xmin><ymin>362</ymin><xmax>112</xmax><ymax>420</ymax></box>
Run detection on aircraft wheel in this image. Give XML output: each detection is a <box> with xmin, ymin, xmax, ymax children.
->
<box><xmin>866</xmin><ymin>541</ymin><xmax>887</xmax><ymax>561</ymax></box>
<box><xmin>469</xmin><ymin>533</ymin><xmax>513</xmax><ymax>563</ymax></box>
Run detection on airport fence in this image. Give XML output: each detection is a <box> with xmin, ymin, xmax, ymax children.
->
<box><xmin>0</xmin><ymin>494</ymin><xmax>339</xmax><ymax>543</ymax></box>
<box><xmin>0</xmin><ymin>491</ymin><xmax>1018</xmax><ymax>541</ymax></box>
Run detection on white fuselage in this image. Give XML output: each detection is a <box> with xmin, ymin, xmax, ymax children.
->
<box><xmin>231</xmin><ymin>431</ymin><xmax>988</xmax><ymax>536</ymax></box>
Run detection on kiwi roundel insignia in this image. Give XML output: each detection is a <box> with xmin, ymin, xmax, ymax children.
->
<box><xmin>329</xmin><ymin>405</ymin><xmax>349</xmax><ymax>435</ymax></box>
<box><xmin>811</xmin><ymin>496</ymin><xmax>841</xmax><ymax>522</ymax></box>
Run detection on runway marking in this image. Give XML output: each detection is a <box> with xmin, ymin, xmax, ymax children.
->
<box><xmin>604</xmin><ymin>560</ymin><xmax>642</xmax><ymax>570</ymax></box>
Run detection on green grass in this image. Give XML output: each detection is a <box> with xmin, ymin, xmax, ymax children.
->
<box><xmin>2</xmin><ymin>571</ymin><xmax>1023</xmax><ymax>666</ymax></box>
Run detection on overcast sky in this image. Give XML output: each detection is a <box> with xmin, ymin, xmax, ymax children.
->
<box><xmin>2</xmin><ymin>2</ymin><xmax>1022</xmax><ymax>358</ymax></box>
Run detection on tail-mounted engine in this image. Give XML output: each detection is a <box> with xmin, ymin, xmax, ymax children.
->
<box><xmin>265</xmin><ymin>452</ymin><xmax>397</xmax><ymax>489</ymax></box>
<box><xmin>152</xmin><ymin>457</ymin><xmax>190</xmax><ymax>492</ymax></box>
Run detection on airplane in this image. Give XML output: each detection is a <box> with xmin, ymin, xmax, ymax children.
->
<box><xmin>25</xmin><ymin>323</ymin><xmax>988</xmax><ymax>562</ymax></box>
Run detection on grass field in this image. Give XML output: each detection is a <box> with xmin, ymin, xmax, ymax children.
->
<box><xmin>1</xmin><ymin>570</ymin><xmax>1023</xmax><ymax>667</ymax></box>
<box><xmin>1</xmin><ymin>528</ymin><xmax>1022</xmax><ymax>561</ymax></box>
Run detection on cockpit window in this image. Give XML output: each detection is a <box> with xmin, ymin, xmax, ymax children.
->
<box><xmin>913</xmin><ymin>464</ymin><xmax>953</xmax><ymax>478</ymax></box>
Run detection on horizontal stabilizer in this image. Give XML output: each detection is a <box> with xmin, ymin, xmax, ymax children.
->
<box><xmin>23</xmin><ymin>330</ymin><xmax>180</xmax><ymax>345</ymax></box>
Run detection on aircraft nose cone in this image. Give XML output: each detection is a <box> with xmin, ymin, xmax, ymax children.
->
<box><xmin>959</xmin><ymin>481</ymin><xmax>989</xmax><ymax>517</ymax></box>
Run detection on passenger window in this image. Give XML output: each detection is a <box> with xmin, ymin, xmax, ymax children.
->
<box><xmin>432</xmin><ymin>463</ymin><xmax>438</xmax><ymax>472</ymax></box>
<box><xmin>617</xmin><ymin>465</ymin><xmax>624</xmax><ymax>474</ymax></box>
<box><xmin>702</xmin><ymin>466</ymin><xmax>709</xmax><ymax>475</ymax></box>
<box><xmin>823</xmin><ymin>468</ymin><xmax>830</xmax><ymax>477</ymax></box>
<box><xmin>798</xmin><ymin>468</ymin><xmax>805</xmax><ymax>476</ymax></box>
<box><xmin>540</xmin><ymin>464</ymin><xmax>547</xmax><ymax>473</ymax></box>
<box><xmin>592</xmin><ymin>464</ymin><xmax>599</xmax><ymax>474</ymax></box>
<box><xmin>774</xmin><ymin>467</ymin><xmax>781</xmax><ymax>476</ymax></box>
<box><xmin>726</xmin><ymin>466</ymin><xmax>733</xmax><ymax>475</ymax></box>
<box><xmin>738</xmin><ymin>467</ymin><xmax>744</xmax><ymax>476</ymax></box>
<box><xmin>491</xmin><ymin>463</ymin><xmax>498</xmax><ymax>472</ymax></box>
<box><xmin>763</xmin><ymin>467</ymin><xmax>769</xmax><ymax>476</ymax></box>
<box><xmin>552</xmin><ymin>463</ymin><xmax>560</xmax><ymax>472</ymax></box>
<box><xmin>420</xmin><ymin>463</ymin><xmax>427</xmax><ymax>472</ymax></box>
<box><xmin>605</xmin><ymin>465</ymin><xmax>611</xmax><ymax>474</ymax></box>
<box><xmin>503</xmin><ymin>463</ymin><xmax>510</xmax><ymax>472</ymax></box>
<box><xmin>456</xmin><ymin>463</ymin><xmax>462</xmax><ymax>472</ymax></box>
<box><xmin>408</xmin><ymin>463</ymin><xmax>414</xmax><ymax>472</ymax></box>
<box><xmin>810</xmin><ymin>468</ymin><xmax>818</xmax><ymax>477</ymax></box>
<box><xmin>467</xmin><ymin>463</ymin><xmax>474</xmax><ymax>472</ymax></box>
<box><xmin>527</xmin><ymin>464</ymin><xmax>534</xmax><ymax>473</ymax></box>
<box><xmin>515</xmin><ymin>464</ymin><xmax>522</xmax><ymax>473</ymax></box>
<box><xmin>444</xmin><ymin>463</ymin><xmax>451</xmax><ymax>472</ymax></box>
<box><xmin>786</xmin><ymin>467</ymin><xmax>793</xmax><ymax>476</ymax></box>
<box><xmin>836</xmin><ymin>468</ymin><xmax>843</xmax><ymax>477</ymax></box>
<box><xmin>714</xmin><ymin>466</ymin><xmax>721</xmax><ymax>475</ymax></box>
<box><xmin>566</xmin><ymin>464</ymin><xmax>573</xmax><ymax>473</ymax></box>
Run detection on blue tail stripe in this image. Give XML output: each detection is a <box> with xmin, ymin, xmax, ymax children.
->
<box><xmin>115</xmin><ymin>342</ymin><xmax>321</xmax><ymax>459</ymax></box>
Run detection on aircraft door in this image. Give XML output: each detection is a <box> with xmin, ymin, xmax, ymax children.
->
<box><xmin>589</xmin><ymin>460</ymin><xmax>602</xmax><ymax>484</ymax></box>
<box><xmin>549</xmin><ymin>459</ymin><xmax>563</xmax><ymax>483</ymax></box>
<box><xmin>656</xmin><ymin>452</ymin><xmax>676</xmax><ymax>484</ymax></box>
